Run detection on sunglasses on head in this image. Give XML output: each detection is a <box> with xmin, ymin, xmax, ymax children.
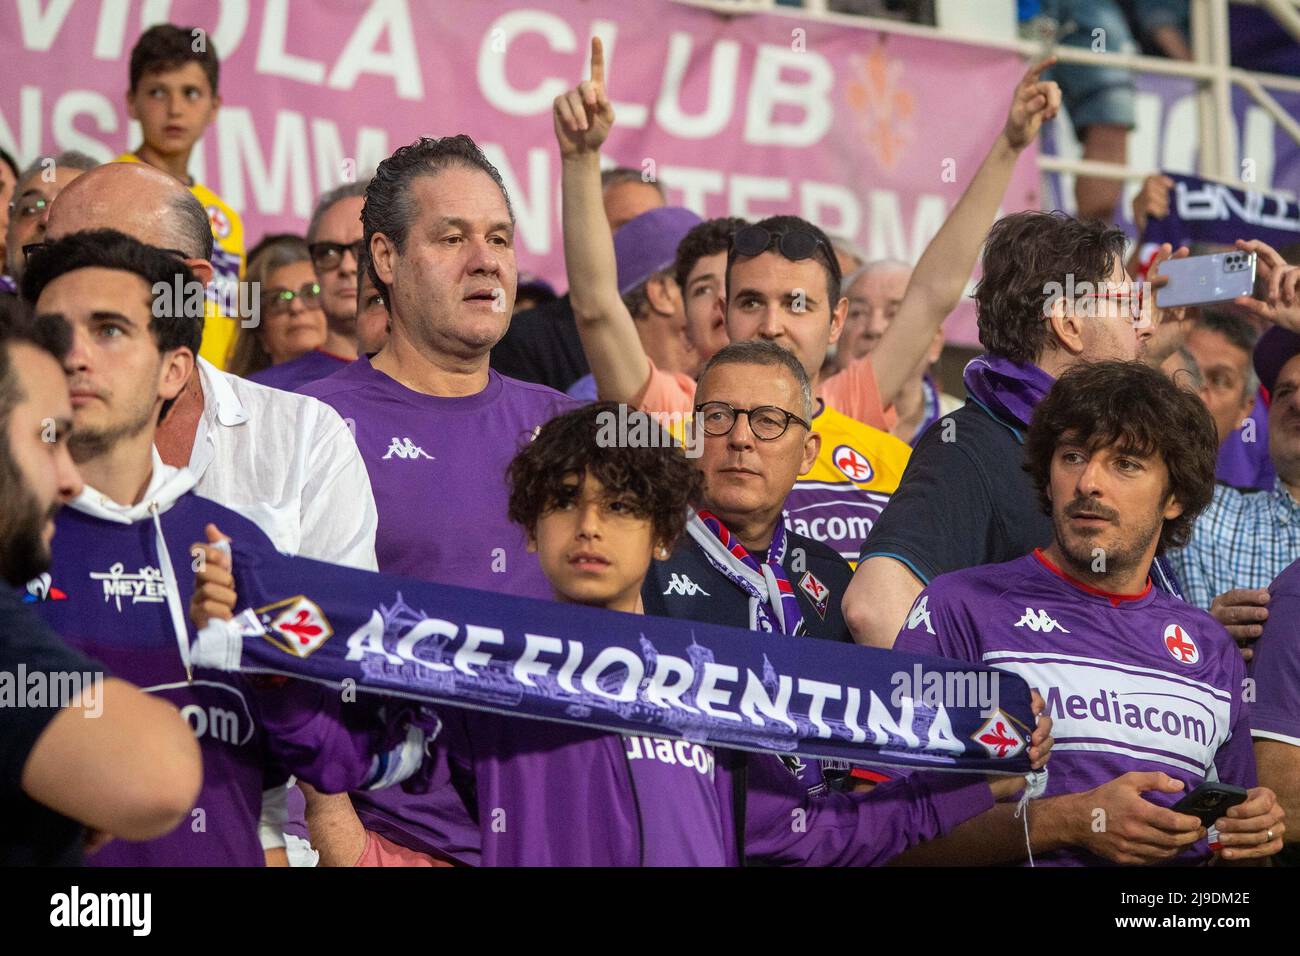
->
<box><xmin>731</xmin><ymin>224</ymin><xmax>832</xmax><ymax>266</ymax></box>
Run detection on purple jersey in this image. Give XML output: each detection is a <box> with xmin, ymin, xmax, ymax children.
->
<box><xmin>247</xmin><ymin>349</ymin><xmax>349</xmax><ymax>393</ymax></box>
<box><xmin>622</xmin><ymin>734</ymin><xmax>728</xmax><ymax>865</ymax></box>
<box><xmin>301</xmin><ymin>359</ymin><xmax>575</xmax><ymax>862</ymax></box>
<box><xmin>894</xmin><ymin>549</ymin><xmax>1256</xmax><ymax>866</ymax></box>
<box><xmin>300</xmin><ymin>359</ymin><xmax>575</xmax><ymax>594</ymax></box>
<box><xmin>29</xmin><ymin>488</ymin><xmax>408</xmax><ymax>866</ymax></box>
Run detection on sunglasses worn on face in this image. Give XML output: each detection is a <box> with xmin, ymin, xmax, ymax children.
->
<box><xmin>309</xmin><ymin>240</ymin><xmax>365</xmax><ymax>272</ymax></box>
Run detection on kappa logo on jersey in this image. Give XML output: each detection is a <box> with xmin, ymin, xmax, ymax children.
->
<box><xmin>972</xmin><ymin>711</ymin><xmax>1026</xmax><ymax>759</ymax></box>
<box><xmin>206</xmin><ymin>204</ymin><xmax>231</xmax><ymax>240</ymax></box>
<box><xmin>798</xmin><ymin>571</ymin><xmax>830</xmax><ymax>619</ymax></box>
<box><xmin>89</xmin><ymin>563</ymin><xmax>166</xmax><ymax>611</ymax></box>
<box><xmin>22</xmin><ymin>572</ymin><xmax>67</xmax><ymax>603</ymax></box>
<box><xmin>1164</xmin><ymin>623</ymin><xmax>1200</xmax><ymax>665</ymax></box>
<box><xmin>662</xmin><ymin>573</ymin><xmax>710</xmax><ymax>597</ymax></box>
<box><xmin>1014</xmin><ymin>608</ymin><xmax>1070</xmax><ymax>633</ymax></box>
<box><xmin>382</xmin><ymin>437</ymin><xmax>434</xmax><ymax>461</ymax></box>
<box><xmin>831</xmin><ymin>444</ymin><xmax>875</xmax><ymax>483</ymax></box>
<box><xmin>907</xmin><ymin>595</ymin><xmax>935</xmax><ymax>635</ymax></box>
<box><xmin>258</xmin><ymin>596</ymin><xmax>334</xmax><ymax>657</ymax></box>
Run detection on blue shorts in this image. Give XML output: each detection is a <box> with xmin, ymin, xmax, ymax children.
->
<box><xmin>1042</xmin><ymin>0</ymin><xmax>1137</xmax><ymax>134</ymax></box>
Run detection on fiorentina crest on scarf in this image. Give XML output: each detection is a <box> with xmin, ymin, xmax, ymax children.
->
<box><xmin>193</xmin><ymin>543</ymin><xmax>1039</xmax><ymax>776</ymax></box>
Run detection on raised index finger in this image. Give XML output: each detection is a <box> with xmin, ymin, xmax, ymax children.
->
<box><xmin>590</xmin><ymin>36</ymin><xmax>605</xmax><ymax>87</ymax></box>
<box><xmin>1022</xmin><ymin>55</ymin><xmax>1057</xmax><ymax>86</ymax></box>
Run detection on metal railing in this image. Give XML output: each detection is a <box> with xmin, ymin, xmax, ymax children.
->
<box><xmin>673</xmin><ymin>0</ymin><xmax>1300</xmax><ymax>195</ymax></box>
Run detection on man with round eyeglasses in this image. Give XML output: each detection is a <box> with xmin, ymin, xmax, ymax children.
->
<box><xmin>644</xmin><ymin>340</ymin><xmax>856</xmax><ymax>646</ymax></box>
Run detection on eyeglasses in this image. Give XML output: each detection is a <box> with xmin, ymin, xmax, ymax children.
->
<box><xmin>309</xmin><ymin>240</ymin><xmax>365</xmax><ymax>272</ymax></box>
<box><xmin>9</xmin><ymin>195</ymin><xmax>50</xmax><ymax>221</ymax></box>
<box><xmin>263</xmin><ymin>282</ymin><xmax>321</xmax><ymax>316</ymax></box>
<box><xmin>1074</xmin><ymin>287</ymin><xmax>1145</xmax><ymax>322</ymax></box>
<box><xmin>694</xmin><ymin>401</ymin><xmax>811</xmax><ymax>441</ymax></box>
<box><xmin>731</xmin><ymin>225</ymin><xmax>834</xmax><ymax>268</ymax></box>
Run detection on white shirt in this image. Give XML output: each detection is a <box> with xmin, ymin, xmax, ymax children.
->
<box><xmin>186</xmin><ymin>358</ymin><xmax>378</xmax><ymax>571</ymax></box>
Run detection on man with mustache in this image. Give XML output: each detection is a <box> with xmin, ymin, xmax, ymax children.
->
<box><xmin>0</xmin><ymin>298</ymin><xmax>201</xmax><ymax>865</ymax></box>
<box><xmin>890</xmin><ymin>361</ymin><xmax>1282</xmax><ymax>865</ymax></box>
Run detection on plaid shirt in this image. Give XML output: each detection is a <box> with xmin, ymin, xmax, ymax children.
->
<box><xmin>1168</xmin><ymin>478</ymin><xmax>1300</xmax><ymax>610</ymax></box>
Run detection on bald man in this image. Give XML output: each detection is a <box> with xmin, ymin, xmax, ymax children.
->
<box><xmin>43</xmin><ymin>161</ymin><xmax>378</xmax><ymax>570</ymax></box>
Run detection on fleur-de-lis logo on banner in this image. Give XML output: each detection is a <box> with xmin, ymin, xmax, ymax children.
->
<box><xmin>844</xmin><ymin>43</ymin><xmax>915</xmax><ymax>170</ymax></box>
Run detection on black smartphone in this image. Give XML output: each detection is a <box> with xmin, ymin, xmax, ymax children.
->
<box><xmin>1171</xmin><ymin>782</ymin><xmax>1249</xmax><ymax>827</ymax></box>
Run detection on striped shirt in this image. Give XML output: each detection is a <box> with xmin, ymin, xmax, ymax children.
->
<box><xmin>1168</xmin><ymin>478</ymin><xmax>1300</xmax><ymax>610</ymax></box>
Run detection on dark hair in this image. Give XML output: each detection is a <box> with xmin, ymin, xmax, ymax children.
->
<box><xmin>356</xmin><ymin>241</ymin><xmax>384</xmax><ymax>308</ymax></box>
<box><xmin>698</xmin><ymin>340</ymin><xmax>814</xmax><ymax>420</ymax></box>
<box><xmin>1196</xmin><ymin>307</ymin><xmax>1260</xmax><ymax>399</ymax></box>
<box><xmin>0</xmin><ymin>296</ymin><xmax>72</xmax><ymax>437</ymax></box>
<box><xmin>363</xmin><ymin>135</ymin><xmax>513</xmax><ymax>302</ymax></box>
<box><xmin>20</xmin><ymin>229</ymin><xmax>202</xmax><ymax>358</ymax></box>
<box><xmin>726</xmin><ymin>215</ymin><xmax>842</xmax><ymax>310</ymax></box>
<box><xmin>601</xmin><ymin>167</ymin><xmax>666</xmax><ymax>200</ymax></box>
<box><xmin>674</xmin><ymin>217</ymin><xmax>747</xmax><ymax>292</ymax></box>
<box><xmin>129</xmin><ymin>23</ymin><xmax>220</xmax><ymax>94</ymax></box>
<box><xmin>0</xmin><ymin>147</ymin><xmax>17</xmax><ymax>181</ymax></box>
<box><xmin>507</xmin><ymin>401</ymin><xmax>701</xmax><ymax>548</ymax></box>
<box><xmin>247</xmin><ymin>232</ymin><xmax>306</xmax><ymax>267</ymax></box>
<box><xmin>1024</xmin><ymin>361</ymin><xmax>1218</xmax><ymax>554</ymax></box>
<box><xmin>975</xmin><ymin>211</ymin><xmax>1127</xmax><ymax>365</ymax></box>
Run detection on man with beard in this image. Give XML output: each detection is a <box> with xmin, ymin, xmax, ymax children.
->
<box><xmin>890</xmin><ymin>361</ymin><xmax>1282</xmax><ymax>865</ymax></box>
<box><xmin>19</xmin><ymin>232</ymin><xmax>432</xmax><ymax>866</ymax></box>
<box><xmin>0</xmin><ymin>299</ymin><xmax>201</xmax><ymax>865</ymax></box>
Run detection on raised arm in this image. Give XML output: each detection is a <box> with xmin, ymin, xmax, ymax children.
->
<box><xmin>867</xmin><ymin>57</ymin><xmax>1061</xmax><ymax>407</ymax></box>
<box><xmin>557</xmin><ymin>37</ymin><xmax>651</xmax><ymax>403</ymax></box>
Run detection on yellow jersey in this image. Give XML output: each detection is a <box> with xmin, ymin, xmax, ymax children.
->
<box><xmin>784</xmin><ymin>402</ymin><xmax>912</xmax><ymax>567</ymax></box>
<box><xmin>115</xmin><ymin>153</ymin><xmax>245</xmax><ymax>369</ymax></box>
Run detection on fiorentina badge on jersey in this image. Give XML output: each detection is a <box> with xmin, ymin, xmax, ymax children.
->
<box><xmin>258</xmin><ymin>596</ymin><xmax>334</xmax><ymax>658</ymax></box>
<box><xmin>798</xmin><ymin>571</ymin><xmax>830</xmax><ymax>619</ymax></box>
<box><xmin>1163</xmin><ymin>623</ymin><xmax>1200</xmax><ymax>665</ymax></box>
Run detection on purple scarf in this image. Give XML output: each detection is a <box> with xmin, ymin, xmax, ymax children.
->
<box><xmin>962</xmin><ymin>354</ymin><xmax>1056</xmax><ymax>431</ymax></box>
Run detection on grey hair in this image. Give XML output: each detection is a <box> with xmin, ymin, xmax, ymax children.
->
<box><xmin>601</xmin><ymin>166</ymin><xmax>665</xmax><ymax>200</ymax></box>
<box><xmin>15</xmin><ymin>151</ymin><xmax>98</xmax><ymax>193</ymax></box>
<box><xmin>167</xmin><ymin>189</ymin><xmax>214</xmax><ymax>261</ymax></box>
<box><xmin>698</xmin><ymin>340</ymin><xmax>815</xmax><ymax>421</ymax></box>
<box><xmin>843</xmin><ymin>258</ymin><xmax>913</xmax><ymax>296</ymax></box>
<box><xmin>307</xmin><ymin>177</ymin><xmax>371</xmax><ymax>243</ymax></box>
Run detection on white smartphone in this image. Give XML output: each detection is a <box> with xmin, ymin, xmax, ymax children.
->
<box><xmin>1155</xmin><ymin>251</ymin><xmax>1257</xmax><ymax>310</ymax></box>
